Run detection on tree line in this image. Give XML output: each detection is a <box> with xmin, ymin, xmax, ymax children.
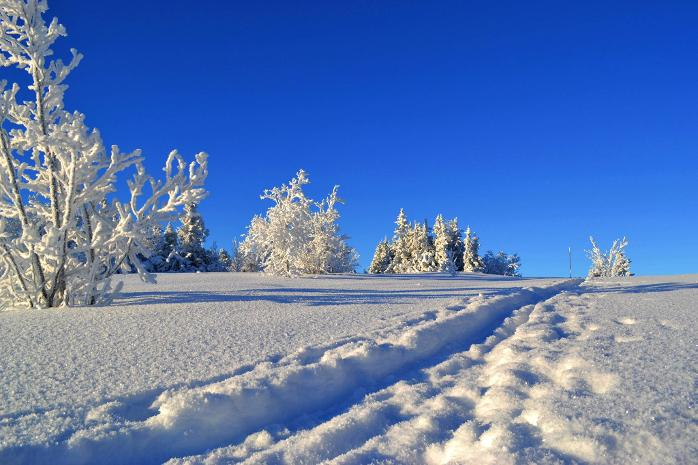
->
<box><xmin>0</xmin><ymin>2</ymin><xmax>631</xmax><ymax>309</ymax></box>
<box><xmin>368</xmin><ymin>210</ymin><xmax>521</xmax><ymax>276</ymax></box>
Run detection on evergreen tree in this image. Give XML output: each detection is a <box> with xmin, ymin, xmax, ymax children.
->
<box><xmin>162</xmin><ymin>223</ymin><xmax>178</xmax><ymax>259</ymax></box>
<box><xmin>388</xmin><ymin>209</ymin><xmax>412</xmax><ymax>273</ymax></box>
<box><xmin>448</xmin><ymin>218</ymin><xmax>465</xmax><ymax>271</ymax></box>
<box><xmin>413</xmin><ymin>221</ymin><xmax>437</xmax><ymax>272</ymax></box>
<box><xmin>432</xmin><ymin>214</ymin><xmax>451</xmax><ymax>272</ymax></box>
<box><xmin>178</xmin><ymin>203</ymin><xmax>210</xmax><ymax>270</ymax></box>
<box><xmin>368</xmin><ymin>238</ymin><xmax>393</xmax><ymax>274</ymax></box>
<box><xmin>217</xmin><ymin>248</ymin><xmax>233</xmax><ymax>271</ymax></box>
<box><xmin>140</xmin><ymin>222</ymin><xmax>165</xmax><ymax>272</ymax></box>
<box><xmin>463</xmin><ymin>226</ymin><xmax>484</xmax><ymax>272</ymax></box>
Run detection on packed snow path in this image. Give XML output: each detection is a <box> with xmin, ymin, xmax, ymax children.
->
<box><xmin>1</xmin><ymin>274</ymin><xmax>696</xmax><ymax>464</ymax></box>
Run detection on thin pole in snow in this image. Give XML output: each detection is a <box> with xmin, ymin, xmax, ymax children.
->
<box><xmin>568</xmin><ymin>247</ymin><xmax>572</xmax><ymax>278</ymax></box>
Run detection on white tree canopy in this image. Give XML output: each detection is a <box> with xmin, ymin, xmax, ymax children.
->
<box><xmin>240</xmin><ymin>170</ymin><xmax>357</xmax><ymax>276</ymax></box>
<box><xmin>0</xmin><ymin>1</ymin><xmax>208</xmax><ymax>308</ymax></box>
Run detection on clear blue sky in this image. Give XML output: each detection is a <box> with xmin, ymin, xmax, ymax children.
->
<box><xmin>46</xmin><ymin>0</ymin><xmax>697</xmax><ymax>276</ymax></box>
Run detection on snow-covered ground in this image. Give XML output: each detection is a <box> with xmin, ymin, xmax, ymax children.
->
<box><xmin>1</xmin><ymin>273</ymin><xmax>696</xmax><ymax>464</ymax></box>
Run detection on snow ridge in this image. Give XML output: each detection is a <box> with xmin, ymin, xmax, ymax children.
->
<box><xmin>1</xmin><ymin>280</ymin><xmax>580</xmax><ymax>465</ymax></box>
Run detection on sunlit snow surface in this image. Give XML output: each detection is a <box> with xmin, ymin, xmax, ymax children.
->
<box><xmin>1</xmin><ymin>273</ymin><xmax>696</xmax><ymax>464</ymax></box>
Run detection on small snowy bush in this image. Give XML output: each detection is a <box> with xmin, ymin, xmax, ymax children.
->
<box><xmin>587</xmin><ymin>236</ymin><xmax>632</xmax><ymax>278</ymax></box>
<box><xmin>482</xmin><ymin>251</ymin><xmax>521</xmax><ymax>277</ymax></box>
<box><xmin>0</xmin><ymin>1</ymin><xmax>208</xmax><ymax>308</ymax></box>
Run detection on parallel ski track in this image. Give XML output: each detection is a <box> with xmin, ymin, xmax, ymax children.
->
<box><xmin>2</xmin><ymin>279</ymin><xmax>581</xmax><ymax>465</ymax></box>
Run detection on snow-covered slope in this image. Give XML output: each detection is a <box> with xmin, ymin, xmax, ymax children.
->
<box><xmin>1</xmin><ymin>273</ymin><xmax>696</xmax><ymax>464</ymax></box>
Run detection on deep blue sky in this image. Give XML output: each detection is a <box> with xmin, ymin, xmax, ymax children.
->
<box><xmin>44</xmin><ymin>1</ymin><xmax>697</xmax><ymax>276</ymax></box>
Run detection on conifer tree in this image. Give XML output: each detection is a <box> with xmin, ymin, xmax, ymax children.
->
<box><xmin>162</xmin><ymin>223</ymin><xmax>178</xmax><ymax>260</ymax></box>
<box><xmin>217</xmin><ymin>248</ymin><xmax>232</xmax><ymax>271</ymax></box>
<box><xmin>388</xmin><ymin>209</ymin><xmax>412</xmax><ymax>273</ymax></box>
<box><xmin>463</xmin><ymin>226</ymin><xmax>484</xmax><ymax>272</ymax></box>
<box><xmin>413</xmin><ymin>221</ymin><xmax>437</xmax><ymax>272</ymax></box>
<box><xmin>140</xmin><ymin>222</ymin><xmax>165</xmax><ymax>272</ymax></box>
<box><xmin>369</xmin><ymin>238</ymin><xmax>393</xmax><ymax>274</ymax></box>
<box><xmin>432</xmin><ymin>214</ymin><xmax>450</xmax><ymax>272</ymax></box>
<box><xmin>448</xmin><ymin>218</ymin><xmax>465</xmax><ymax>271</ymax></box>
<box><xmin>177</xmin><ymin>204</ymin><xmax>210</xmax><ymax>270</ymax></box>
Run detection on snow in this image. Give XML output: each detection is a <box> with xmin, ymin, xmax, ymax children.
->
<box><xmin>1</xmin><ymin>273</ymin><xmax>696</xmax><ymax>464</ymax></box>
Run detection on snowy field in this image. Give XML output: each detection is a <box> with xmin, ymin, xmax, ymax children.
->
<box><xmin>1</xmin><ymin>273</ymin><xmax>696</xmax><ymax>464</ymax></box>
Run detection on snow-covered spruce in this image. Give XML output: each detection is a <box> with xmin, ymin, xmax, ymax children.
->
<box><xmin>141</xmin><ymin>207</ymin><xmax>229</xmax><ymax>274</ymax></box>
<box><xmin>239</xmin><ymin>170</ymin><xmax>357</xmax><ymax>276</ymax></box>
<box><xmin>0</xmin><ymin>1</ymin><xmax>208</xmax><ymax>308</ymax></box>
<box><xmin>447</xmin><ymin>218</ymin><xmax>465</xmax><ymax>271</ymax></box>
<box><xmin>370</xmin><ymin>211</ymin><xmax>505</xmax><ymax>275</ymax></box>
<box><xmin>368</xmin><ymin>238</ymin><xmax>392</xmax><ymax>274</ymax></box>
<box><xmin>462</xmin><ymin>226</ymin><xmax>484</xmax><ymax>272</ymax></box>
<box><xmin>587</xmin><ymin>236</ymin><xmax>632</xmax><ymax>278</ymax></box>
<box><xmin>432</xmin><ymin>214</ymin><xmax>451</xmax><ymax>272</ymax></box>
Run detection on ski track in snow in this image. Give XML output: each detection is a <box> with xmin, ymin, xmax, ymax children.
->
<box><xmin>170</xmin><ymin>277</ymin><xmax>697</xmax><ymax>465</ymax></box>
<box><xmin>2</xmin><ymin>274</ymin><xmax>697</xmax><ymax>464</ymax></box>
<box><xmin>0</xmin><ymin>276</ymin><xmax>579</xmax><ymax>465</ymax></box>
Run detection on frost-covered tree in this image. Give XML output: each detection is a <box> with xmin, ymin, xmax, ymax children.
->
<box><xmin>587</xmin><ymin>236</ymin><xmax>631</xmax><ymax>278</ymax></box>
<box><xmin>233</xmin><ymin>237</ymin><xmax>263</xmax><ymax>272</ymax></box>
<box><xmin>444</xmin><ymin>249</ymin><xmax>458</xmax><ymax>276</ymax></box>
<box><xmin>217</xmin><ymin>248</ymin><xmax>232</xmax><ymax>271</ymax></box>
<box><xmin>448</xmin><ymin>218</ymin><xmax>465</xmax><ymax>271</ymax></box>
<box><xmin>412</xmin><ymin>221</ymin><xmax>437</xmax><ymax>272</ymax></box>
<box><xmin>432</xmin><ymin>214</ymin><xmax>451</xmax><ymax>272</ymax></box>
<box><xmin>238</xmin><ymin>217</ymin><xmax>266</xmax><ymax>272</ymax></box>
<box><xmin>177</xmin><ymin>203</ymin><xmax>209</xmax><ymax>270</ymax></box>
<box><xmin>587</xmin><ymin>237</ymin><xmax>606</xmax><ymax>278</ymax></box>
<box><xmin>140</xmin><ymin>221</ymin><xmax>165</xmax><ymax>272</ymax></box>
<box><xmin>387</xmin><ymin>209</ymin><xmax>411</xmax><ymax>273</ymax></box>
<box><xmin>0</xmin><ymin>1</ymin><xmax>208</xmax><ymax>308</ymax></box>
<box><xmin>611</xmin><ymin>246</ymin><xmax>631</xmax><ymax>277</ymax></box>
<box><xmin>482</xmin><ymin>251</ymin><xmax>521</xmax><ymax>277</ymax></box>
<box><xmin>368</xmin><ymin>238</ymin><xmax>392</xmax><ymax>274</ymax></box>
<box><xmin>240</xmin><ymin>170</ymin><xmax>356</xmax><ymax>276</ymax></box>
<box><xmin>228</xmin><ymin>239</ymin><xmax>243</xmax><ymax>272</ymax></box>
<box><xmin>304</xmin><ymin>186</ymin><xmax>357</xmax><ymax>274</ymax></box>
<box><xmin>462</xmin><ymin>226</ymin><xmax>484</xmax><ymax>272</ymax></box>
<box><xmin>157</xmin><ymin>223</ymin><xmax>179</xmax><ymax>269</ymax></box>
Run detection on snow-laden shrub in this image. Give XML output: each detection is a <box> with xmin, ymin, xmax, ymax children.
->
<box><xmin>482</xmin><ymin>251</ymin><xmax>521</xmax><ymax>277</ymax></box>
<box><xmin>587</xmin><ymin>236</ymin><xmax>631</xmax><ymax>278</ymax></box>
<box><xmin>239</xmin><ymin>170</ymin><xmax>357</xmax><ymax>276</ymax></box>
<box><xmin>0</xmin><ymin>1</ymin><xmax>208</xmax><ymax>308</ymax></box>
